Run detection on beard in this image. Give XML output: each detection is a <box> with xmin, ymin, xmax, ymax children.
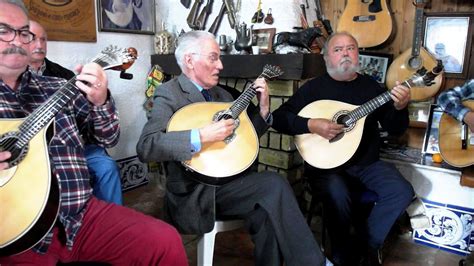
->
<box><xmin>327</xmin><ymin>56</ymin><xmax>359</xmax><ymax>77</ymax></box>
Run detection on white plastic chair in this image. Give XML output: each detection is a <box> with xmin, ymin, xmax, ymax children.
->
<box><xmin>197</xmin><ymin>219</ymin><xmax>245</xmax><ymax>266</ymax></box>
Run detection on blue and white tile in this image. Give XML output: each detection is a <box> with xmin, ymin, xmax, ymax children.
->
<box><xmin>414</xmin><ymin>199</ymin><xmax>473</xmax><ymax>256</ymax></box>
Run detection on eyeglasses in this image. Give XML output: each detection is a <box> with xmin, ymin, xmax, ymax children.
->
<box><xmin>191</xmin><ymin>53</ymin><xmax>221</xmax><ymax>64</ymax></box>
<box><xmin>0</xmin><ymin>24</ymin><xmax>36</xmax><ymax>44</ymax></box>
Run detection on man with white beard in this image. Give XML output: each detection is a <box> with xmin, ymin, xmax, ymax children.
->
<box><xmin>272</xmin><ymin>32</ymin><xmax>414</xmax><ymax>266</ymax></box>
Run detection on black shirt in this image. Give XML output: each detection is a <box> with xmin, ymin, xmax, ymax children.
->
<box><xmin>272</xmin><ymin>73</ymin><xmax>409</xmax><ymax>172</ymax></box>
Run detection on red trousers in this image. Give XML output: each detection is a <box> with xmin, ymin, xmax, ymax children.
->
<box><xmin>0</xmin><ymin>197</ymin><xmax>188</xmax><ymax>265</ymax></box>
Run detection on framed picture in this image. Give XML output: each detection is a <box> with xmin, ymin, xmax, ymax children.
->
<box><xmin>422</xmin><ymin>104</ymin><xmax>443</xmax><ymax>155</ymax></box>
<box><xmin>25</xmin><ymin>0</ymin><xmax>96</xmax><ymax>42</ymax></box>
<box><xmin>252</xmin><ymin>28</ymin><xmax>276</xmax><ymax>54</ymax></box>
<box><xmin>358</xmin><ymin>51</ymin><xmax>393</xmax><ymax>84</ymax></box>
<box><xmin>98</xmin><ymin>0</ymin><xmax>155</xmax><ymax>35</ymax></box>
<box><xmin>423</xmin><ymin>13</ymin><xmax>473</xmax><ymax>78</ymax></box>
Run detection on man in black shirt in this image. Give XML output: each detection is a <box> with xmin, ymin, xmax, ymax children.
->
<box><xmin>273</xmin><ymin>32</ymin><xmax>415</xmax><ymax>266</ymax></box>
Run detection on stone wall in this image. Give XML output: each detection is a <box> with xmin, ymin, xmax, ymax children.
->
<box><xmin>225</xmin><ymin>78</ymin><xmax>305</xmax><ymax>191</ymax></box>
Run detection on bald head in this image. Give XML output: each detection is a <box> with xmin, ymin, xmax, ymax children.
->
<box><xmin>0</xmin><ymin>0</ymin><xmax>28</xmax><ymax>15</ymax></box>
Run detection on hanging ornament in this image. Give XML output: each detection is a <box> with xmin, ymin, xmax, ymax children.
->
<box><xmin>264</xmin><ymin>8</ymin><xmax>273</xmax><ymax>25</ymax></box>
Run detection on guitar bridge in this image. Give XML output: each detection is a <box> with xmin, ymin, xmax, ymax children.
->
<box><xmin>353</xmin><ymin>15</ymin><xmax>375</xmax><ymax>22</ymax></box>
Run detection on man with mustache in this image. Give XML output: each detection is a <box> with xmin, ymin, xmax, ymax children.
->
<box><xmin>272</xmin><ymin>32</ymin><xmax>414</xmax><ymax>266</ymax></box>
<box><xmin>137</xmin><ymin>30</ymin><xmax>331</xmax><ymax>266</ymax></box>
<box><xmin>0</xmin><ymin>1</ymin><xmax>187</xmax><ymax>264</ymax></box>
<box><xmin>28</xmin><ymin>20</ymin><xmax>123</xmax><ymax>205</ymax></box>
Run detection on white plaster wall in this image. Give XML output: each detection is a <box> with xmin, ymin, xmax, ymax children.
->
<box><xmin>46</xmin><ymin>1</ymin><xmax>319</xmax><ymax>161</ymax></box>
<box><xmin>47</xmin><ymin>32</ymin><xmax>153</xmax><ymax>159</ymax></box>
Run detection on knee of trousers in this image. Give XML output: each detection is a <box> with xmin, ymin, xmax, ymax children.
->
<box><xmin>389</xmin><ymin>178</ymin><xmax>415</xmax><ymax>207</ymax></box>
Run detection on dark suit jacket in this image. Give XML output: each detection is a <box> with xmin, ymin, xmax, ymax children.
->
<box><xmin>42</xmin><ymin>58</ymin><xmax>75</xmax><ymax>80</ymax></box>
<box><xmin>136</xmin><ymin>74</ymin><xmax>269</xmax><ymax>234</ymax></box>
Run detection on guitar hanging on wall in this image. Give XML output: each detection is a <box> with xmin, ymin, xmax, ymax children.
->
<box><xmin>167</xmin><ymin>64</ymin><xmax>283</xmax><ymax>185</ymax></box>
<box><xmin>385</xmin><ymin>0</ymin><xmax>443</xmax><ymax>101</ymax></box>
<box><xmin>295</xmin><ymin>64</ymin><xmax>443</xmax><ymax>169</ymax></box>
<box><xmin>0</xmin><ymin>46</ymin><xmax>137</xmax><ymax>257</ymax></box>
<box><xmin>337</xmin><ymin>0</ymin><xmax>393</xmax><ymax>48</ymax></box>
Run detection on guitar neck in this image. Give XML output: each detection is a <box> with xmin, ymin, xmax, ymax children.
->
<box><xmin>228</xmin><ymin>80</ymin><xmax>259</xmax><ymax>118</ymax></box>
<box><xmin>411</xmin><ymin>6</ymin><xmax>424</xmax><ymax>57</ymax></box>
<box><xmin>348</xmin><ymin>69</ymin><xmax>433</xmax><ymax>123</ymax></box>
<box><xmin>348</xmin><ymin>92</ymin><xmax>392</xmax><ymax>122</ymax></box>
<box><xmin>15</xmin><ymin>49</ymin><xmax>126</xmax><ymax>148</ymax></box>
<box><xmin>17</xmin><ymin>79</ymin><xmax>79</xmax><ymax>147</ymax></box>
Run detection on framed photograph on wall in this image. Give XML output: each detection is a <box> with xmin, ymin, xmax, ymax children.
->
<box><xmin>358</xmin><ymin>51</ymin><xmax>393</xmax><ymax>84</ymax></box>
<box><xmin>98</xmin><ymin>0</ymin><xmax>155</xmax><ymax>34</ymax></box>
<box><xmin>422</xmin><ymin>104</ymin><xmax>443</xmax><ymax>155</ymax></box>
<box><xmin>25</xmin><ymin>0</ymin><xmax>96</xmax><ymax>42</ymax></box>
<box><xmin>424</xmin><ymin>13</ymin><xmax>473</xmax><ymax>78</ymax></box>
<box><xmin>252</xmin><ymin>28</ymin><xmax>276</xmax><ymax>54</ymax></box>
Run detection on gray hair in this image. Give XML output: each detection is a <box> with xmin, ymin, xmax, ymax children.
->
<box><xmin>174</xmin><ymin>31</ymin><xmax>216</xmax><ymax>71</ymax></box>
<box><xmin>322</xmin><ymin>31</ymin><xmax>359</xmax><ymax>59</ymax></box>
<box><xmin>0</xmin><ymin>0</ymin><xmax>28</xmax><ymax>15</ymax></box>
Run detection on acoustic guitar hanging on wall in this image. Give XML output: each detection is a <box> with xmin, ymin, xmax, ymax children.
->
<box><xmin>337</xmin><ymin>0</ymin><xmax>393</xmax><ymax>48</ymax></box>
<box><xmin>385</xmin><ymin>0</ymin><xmax>443</xmax><ymax>101</ymax></box>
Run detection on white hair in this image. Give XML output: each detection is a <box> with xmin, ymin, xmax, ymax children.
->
<box><xmin>174</xmin><ymin>31</ymin><xmax>216</xmax><ymax>71</ymax></box>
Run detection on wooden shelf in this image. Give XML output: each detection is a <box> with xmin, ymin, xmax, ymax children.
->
<box><xmin>150</xmin><ymin>53</ymin><xmax>327</xmax><ymax>80</ymax></box>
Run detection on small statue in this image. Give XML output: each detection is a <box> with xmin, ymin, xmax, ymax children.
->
<box><xmin>234</xmin><ymin>22</ymin><xmax>253</xmax><ymax>54</ymax></box>
<box><xmin>154</xmin><ymin>22</ymin><xmax>173</xmax><ymax>54</ymax></box>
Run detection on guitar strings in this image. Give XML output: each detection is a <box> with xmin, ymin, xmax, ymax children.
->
<box><xmin>0</xmin><ymin>52</ymin><xmax>113</xmax><ymax>153</ymax></box>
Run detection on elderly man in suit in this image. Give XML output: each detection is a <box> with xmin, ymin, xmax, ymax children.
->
<box><xmin>137</xmin><ymin>31</ymin><xmax>329</xmax><ymax>266</ymax></box>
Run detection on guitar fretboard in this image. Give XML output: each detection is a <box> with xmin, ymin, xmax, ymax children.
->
<box><xmin>14</xmin><ymin>48</ymin><xmax>124</xmax><ymax>148</ymax></box>
<box><xmin>226</xmin><ymin>65</ymin><xmax>282</xmax><ymax>119</ymax></box>
<box><xmin>346</xmin><ymin>68</ymin><xmax>436</xmax><ymax>125</ymax></box>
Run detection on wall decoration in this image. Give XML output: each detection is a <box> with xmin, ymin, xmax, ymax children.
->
<box><xmin>358</xmin><ymin>51</ymin><xmax>393</xmax><ymax>84</ymax></box>
<box><xmin>117</xmin><ymin>156</ymin><xmax>149</xmax><ymax>191</ymax></box>
<box><xmin>24</xmin><ymin>0</ymin><xmax>96</xmax><ymax>42</ymax></box>
<box><xmin>252</xmin><ymin>28</ymin><xmax>276</xmax><ymax>54</ymax></box>
<box><xmin>424</xmin><ymin>13</ymin><xmax>473</xmax><ymax>78</ymax></box>
<box><xmin>98</xmin><ymin>0</ymin><xmax>155</xmax><ymax>35</ymax></box>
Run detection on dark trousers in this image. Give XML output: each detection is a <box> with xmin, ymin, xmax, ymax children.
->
<box><xmin>216</xmin><ymin>171</ymin><xmax>326</xmax><ymax>266</ymax></box>
<box><xmin>310</xmin><ymin>160</ymin><xmax>414</xmax><ymax>265</ymax></box>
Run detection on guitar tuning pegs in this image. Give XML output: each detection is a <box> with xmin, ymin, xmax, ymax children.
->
<box><xmin>264</xmin><ymin>8</ymin><xmax>274</xmax><ymax>25</ymax></box>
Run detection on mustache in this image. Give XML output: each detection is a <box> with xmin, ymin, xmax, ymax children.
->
<box><xmin>2</xmin><ymin>46</ymin><xmax>28</xmax><ymax>56</ymax></box>
<box><xmin>32</xmin><ymin>49</ymin><xmax>46</xmax><ymax>54</ymax></box>
<box><xmin>339</xmin><ymin>57</ymin><xmax>352</xmax><ymax>64</ymax></box>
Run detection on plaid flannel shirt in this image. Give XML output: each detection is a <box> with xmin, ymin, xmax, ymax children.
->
<box><xmin>0</xmin><ymin>69</ymin><xmax>120</xmax><ymax>253</ymax></box>
<box><xmin>437</xmin><ymin>79</ymin><xmax>474</xmax><ymax>122</ymax></box>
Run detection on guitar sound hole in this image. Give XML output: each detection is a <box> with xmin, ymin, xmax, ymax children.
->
<box><xmin>336</xmin><ymin>114</ymin><xmax>351</xmax><ymax>127</ymax></box>
<box><xmin>213</xmin><ymin>110</ymin><xmax>239</xmax><ymax>144</ymax></box>
<box><xmin>0</xmin><ymin>134</ymin><xmax>27</xmax><ymax>166</ymax></box>
<box><xmin>408</xmin><ymin>56</ymin><xmax>422</xmax><ymax>69</ymax></box>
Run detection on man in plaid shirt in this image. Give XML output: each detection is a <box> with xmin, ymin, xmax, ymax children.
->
<box><xmin>0</xmin><ymin>1</ymin><xmax>187</xmax><ymax>265</ymax></box>
<box><xmin>437</xmin><ymin>79</ymin><xmax>474</xmax><ymax>266</ymax></box>
<box><xmin>438</xmin><ymin>79</ymin><xmax>474</xmax><ymax>129</ymax></box>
